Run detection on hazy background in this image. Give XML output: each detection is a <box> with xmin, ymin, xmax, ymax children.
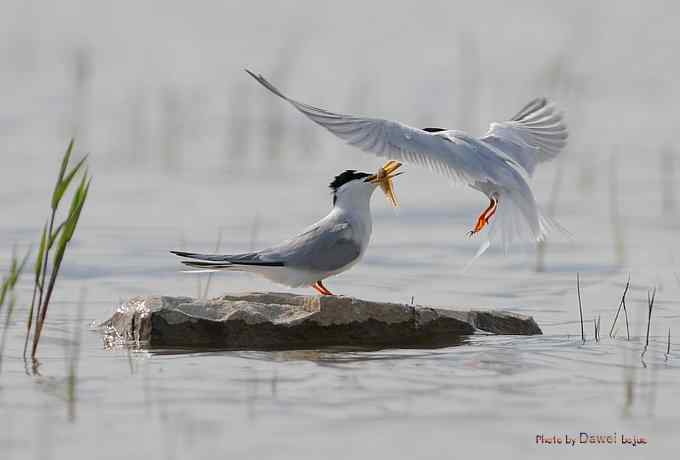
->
<box><xmin>1</xmin><ymin>1</ymin><xmax>679</xmax><ymax>459</ymax></box>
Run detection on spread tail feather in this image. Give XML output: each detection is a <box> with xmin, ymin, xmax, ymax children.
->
<box><xmin>488</xmin><ymin>190</ymin><xmax>566</xmax><ymax>249</ymax></box>
<box><xmin>465</xmin><ymin>189</ymin><xmax>568</xmax><ymax>269</ymax></box>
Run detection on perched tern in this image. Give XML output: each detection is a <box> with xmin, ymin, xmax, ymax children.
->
<box><xmin>171</xmin><ymin>161</ymin><xmax>403</xmax><ymax>295</ymax></box>
<box><xmin>245</xmin><ymin>69</ymin><xmax>568</xmax><ymax>255</ymax></box>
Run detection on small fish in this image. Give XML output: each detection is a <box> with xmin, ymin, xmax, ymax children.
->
<box><xmin>376</xmin><ymin>160</ymin><xmax>402</xmax><ymax>207</ymax></box>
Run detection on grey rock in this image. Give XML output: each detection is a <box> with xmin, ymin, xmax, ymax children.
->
<box><xmin>99</xmin><ymin>292</ymin><xmax>541</xmax><ymax>350</ymax></box>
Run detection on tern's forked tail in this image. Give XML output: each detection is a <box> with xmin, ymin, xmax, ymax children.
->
<box><xmin>466</xmin><ymin>188</ymin><xmax>567</xmax><ymax>268</ymax></box>
<box><xmin>170</xmin><ymin>250</ymin><xmax>285</xmax><ymax>269</ymax></box>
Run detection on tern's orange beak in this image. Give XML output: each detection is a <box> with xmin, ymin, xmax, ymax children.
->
<box><xmin>367</xmin><ymin>160</ymin><xmax>403</xmax><ymax>207</ymax></box>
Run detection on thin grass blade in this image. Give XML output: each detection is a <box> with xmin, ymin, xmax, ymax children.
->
<box><xmin>63</xmin><ymin>177</ymin><xmax>90</xmax><ymax>243</ymax></box>
<box><xmin>51</xmin><ymin>139</ymin><xmax>75</xmax><ymax>210</ymax></box>
<box><xmin>51</xmin><ymin>155</ymin><xmax>87</xmax><ymax>211</ymax></box>
<box><xmin>33</xmin><ymin>175</ymin><xmax>90</xmax><ymax>359</ymax></box>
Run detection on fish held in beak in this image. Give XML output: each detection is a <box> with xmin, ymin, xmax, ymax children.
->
<box><xmin>368</xmin><ymin>160</ymin><xmax>403</xmax><ymax>207</ymax></box>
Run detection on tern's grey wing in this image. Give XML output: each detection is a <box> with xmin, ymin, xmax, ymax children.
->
<box><xmin>245</xmin><ymin>70</ymin><xmax>518</xmax><ymax>188</ymax></box>
<box><xmin>480</xmin><ymin>98</ymin><xmax>567</xmax><ymax>176</ymax></box>
<box><xmin>262</xmin><ymin>221</ymin><xmax>361</xmax><ymax>272</ymax></box>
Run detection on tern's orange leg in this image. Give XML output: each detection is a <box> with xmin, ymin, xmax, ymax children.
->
<box><xmin>312</xmin><ymin>281</ymin><xmax>335</xmax><ymax>296</ymax></box>
<box><xmin>312</xmin><ymin>282</ymin><xmax>325</xmax><ymax>295</ymax></box>
<box><xmin>468</xmin><ymin>196</ymin><xmax>498</xmax><ymax>237</ymax></box>
<box><xmin>317</xmin><ymin>280</ymin><xmax>335</xmax><ymax>296</ymax></box>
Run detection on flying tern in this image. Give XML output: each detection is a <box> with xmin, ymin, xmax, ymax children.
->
<box><xmin>245</xmin><ymin>69</ymin><xmax>568</xmax><ymax>255</ymax></box>
<box><xmin>171</xmin><ymin>161</ymin><xmax>403</xmax><ymax>295</ymax></box>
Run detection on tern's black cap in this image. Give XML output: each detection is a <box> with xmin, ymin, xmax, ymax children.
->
<box><xmin>329</xmin><ymin>170</ymin><xmax>371</xmax><ymax>191</ymax></box>
<box><xmin>330</xmin><ymin>170</ymin><xmax>371</xmax><ymax>205</ymax></box>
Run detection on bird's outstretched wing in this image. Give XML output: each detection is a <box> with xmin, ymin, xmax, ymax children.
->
<box><xmin>245</xmin><ymin>69</ymin><xmax>520</xmax><ymax>188</ymax></box>
<box><xmin>480</xmin><ymin>98</ymin><xmax>567</xmax><ymax>176</ymax></box>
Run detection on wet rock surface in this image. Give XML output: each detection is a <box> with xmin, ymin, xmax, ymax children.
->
<box><xmin>100</xmin><ymin>292</ymin><xmax>542</xmax><ymax>349</ymax></box>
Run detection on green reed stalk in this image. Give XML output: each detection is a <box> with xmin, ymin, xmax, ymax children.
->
<box><xmin>24</xmin><ymin>140</ymin><xmax>91</xmax><ymax>360</ymax></box>
<box><xmin>0</xmin><ymin>250</ymin><xmax>30</xmax><ymax>373</ymax></box>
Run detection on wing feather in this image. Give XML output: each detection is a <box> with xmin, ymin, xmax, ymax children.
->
<box><xmin>245</xmin><ymin>69</ymin><xmax>521</xmax><ymax>188</ymax></box>
<box><xmin>481</xmin><ymin>97</ymin><xmax>568</xmax><ymax>175</ymax></box>
<box><xmin>262</xmin><ymin>221</ymin><xmax>360</xmax><ymax>272</ymax></box>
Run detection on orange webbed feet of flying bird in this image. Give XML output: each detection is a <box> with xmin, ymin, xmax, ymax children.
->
<box><xmin>467</xmin><ymin>196</ymin><xmax>498</xmax><ymax>237</ymax></box>
<box><xmin>312</xmin><ymin>280</ymin><xmax>334</xmax><ymax>296</ymax></box>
